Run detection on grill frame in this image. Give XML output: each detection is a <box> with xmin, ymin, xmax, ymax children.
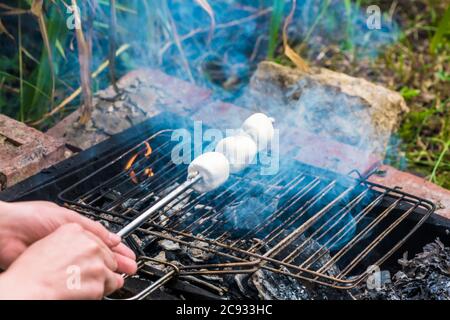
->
<box><xmin>57</xmin><ymin>129</ymin><xmax>436</xmax><ymax>290</ymax></box>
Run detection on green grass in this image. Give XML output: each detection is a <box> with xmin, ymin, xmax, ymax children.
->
<box><xmin>267</xmin><ymin>0</ymin><xmax>285</xmax><ymax>60</ymax></box>
<box><xmin>430</xmin><ymin>4</ymin><xmax>450</xmax><ymax>54</ymax></box>
<box><xmin>393</xmin><ymin>2</ymin><xmax>450</xmax><ymax>188</ymax></box>
<box><xmin>0</xmin><ymin>1</ymin><xmax>136</xmax><ymax>127</ymax></box>
<box><xmin>293</xmin><ymin>0</ymin><xmax>450</xmax><ymax>189</ymax></box>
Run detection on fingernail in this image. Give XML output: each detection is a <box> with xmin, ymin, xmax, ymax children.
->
<box><xmin>131</xmin><ymin>261</ymin><xmax>138</xmax><ymax>275</ymax></box>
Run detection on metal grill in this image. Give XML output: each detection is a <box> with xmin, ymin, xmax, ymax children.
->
<box><xmin>58</xmin><ymin>130</ymin><xmax>435</xmax><ymax>294</ymax></box>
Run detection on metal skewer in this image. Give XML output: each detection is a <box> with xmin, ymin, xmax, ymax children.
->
<box><xmin>117</xmin><ymin>174</ymin><xmax>202</xmax><ymax>238</ymax></box>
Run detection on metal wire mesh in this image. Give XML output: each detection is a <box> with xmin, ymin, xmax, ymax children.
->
<box><xmin>59</xmin><ymin>130</ymin><xmax>435</xmax><ymax>289</ymax></box>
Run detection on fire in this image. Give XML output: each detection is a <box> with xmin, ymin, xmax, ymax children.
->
<box><xmin>144</xmin><ymin>168</ymin><xmax>154</xmax><ymax>177</ymax></box>
<box><xmin>144</xmin><ymin>141</ymin><xmax>152</xmax><ymax>157</ymax></box>
<box><xmin>129</xmin><ymin>170</ymin><xmax>138</xmax><ymax>184</ymax></box>
<box><xmin>125</xmin><ymin>153</ymin><xmax>138</xmax><ymax>171</ymax></box>
<box><xmin>125</xmin><ymin>141</ymin><xmax>154</xmax><ymax>184</ymax></box>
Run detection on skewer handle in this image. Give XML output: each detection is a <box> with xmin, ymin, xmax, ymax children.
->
<box><xmin>117</xmin><ymin>174</ymin><xmax>202</xmax><ymax>238</ymax></box>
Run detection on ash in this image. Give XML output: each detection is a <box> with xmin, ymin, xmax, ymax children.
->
<box><xmin>353</xmin><ymin>239</ymin><xmax>450</xmax><ymax>300</ymax></box>
<box><xmin>138</xmin><ymin>229</ymin><xmax>347</xmax><ymax>300</ymax></box>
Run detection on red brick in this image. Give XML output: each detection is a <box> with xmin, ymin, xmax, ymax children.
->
<box><xmin>0</xmin><ymin>114</ymin><xmax>67</xmax><ymax>189</ymax></box>
<box><xmin>192</xmin><ymin>101</ymin><xmax>253</xmax><ymax>129</ymax></box>
<box><xmin>368</xmin><ymin>165</ymin><xmax>450</xmax><ymax>219</ymax></box>
<box><xmin>47</xmin><ymin>68</ymin><xmax>212</xmax><ymax>147</ymax></box>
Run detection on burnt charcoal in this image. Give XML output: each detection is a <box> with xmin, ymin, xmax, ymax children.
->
<box><xmin>222</xmin><ymin>193</ymin><xmax>279</xmax><ymax>236</ymax></box>
<box><xmin>353</xmin><ymin>239</ymin><xmax>450</xmax><ymax>300</ymax></box>
<box><xmin>121</xmin><ymin>198</ymin><xmax>140</xmax><ymax>210</ymax></box>
<box><xmin>132</xmin><ymin>232</ymin><xmax>158</xmax><ymax>249</ymax></box>
<box><xmin>182</xmin><ymin>240</ymin><xmax>215</xmax><ymax>263</ymax></box>
<box><xmin>232</xmin><ymin>274</ymin><xmax>258</xmax><ymax>299</ymax></box>
<box><xmin>296</xmin><ymin>234</ymin><xmax>341</xmax><ymax>277</ymax></box>
<box><xmin>97</xmin><ymin>213</ymin><xmax>124</xmax><ymax>232</ymax></box>
<box><xmin>164</xmin><ymin>192</ymin><xmax>192</xmax><ymax>216</ymax></box>
<box><xmin>231</xmin><ymin>264</ymin><xmax>346</xmax><ymax>300</ymax></box>
<box><xmin>251</xmin><ymin>268</ymin><xmax>312</xmax><ymax>300</ymax></box>
<box><xmin>272</xmin><ymin>230</ymin><xmax>341</xmax><ymax>277</ymax></box>
<box><xmin>158</xmin><ymin>239</ymin><xmax>181</xmax><ymax>251</ymax></box>
<box><xmin>102</xmin><ymin>189</ymin><xmax>122</xmax><ymax>202</ymax></box>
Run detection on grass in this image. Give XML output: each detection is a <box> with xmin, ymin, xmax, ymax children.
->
<box><xmin>365</xmin><ymin>1</ymin><xmax>450</xmax><ymax>188</ymax></box>
<box><xmin>0</xmin><ymin>1</ymin><xmax>135</xmax><ymax>127</ymax></box>
<box><xmin>275</xmin><ymin>0</ymin><xmax>449</xmax><ymax>189</ymax></box>
<box><xmin>387</xmin><ymin>2</ymin><xmax>450</xmax><ymax>188</ymax></box>
<box><xmin>268</xmin><ymin>0</ymin><xmax>285</xmax><ymax>60</ymax></box>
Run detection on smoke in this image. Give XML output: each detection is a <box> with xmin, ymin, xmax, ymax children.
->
<box><xmin>100</xmin><ymin>0</ymin><xmax>400</xmax><ymax>252</ymax></box>
<box><xmin>111</xmin><ymin>0</ymin><xmax>398</xmax><ymax>99</ymax></box>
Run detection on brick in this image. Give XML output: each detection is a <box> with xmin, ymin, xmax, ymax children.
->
<box><xmin>47</xmin><ymin>68</ymin><xmax>212</xmax><ymax>149</ymax></box>
<box><xmin>0</xmin><ymin>114</ymin><xmax>67</xmax><ymax>189</ymax></box>
<box><xmin>192</xmin><ymin>101</ymin><xmax>254</xmax><ymax>129</ymax></box>
<box><xmin>368</xmin><ymin>165</ymin><xmax>450</xmax><ymax>219</ymax></box>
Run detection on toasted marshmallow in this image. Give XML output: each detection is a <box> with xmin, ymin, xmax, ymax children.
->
<box><xmin>242</xmin><ymin>113</ymin><xmax>274</xmax><ymax>151</ymax></box>
<box><xmin>188</xmin><ymin>152</ymin><xmax>230</xmax><ymax>193</ymax></box>
<box><xmin>215</xmin><ymin>134</ymin><xmax>257</xmax><ymax>173</ymax></box>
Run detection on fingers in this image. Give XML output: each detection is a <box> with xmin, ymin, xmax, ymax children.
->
<box><xmin>39</xmin><ymin>202</ymin><xmax>138</xmax><ymax>276</ymax></box>
<box><xmin>112</xmin><ymin>242</ymin><xmax>136</xmax><ymax>260</ymax></box>
<box><xmin>83</xmin><ymin>230</ymin><xmax>118</xmax><ymax>272</ymax></box>
<box><xmin>35</xmin><ymin>201</ymin><xmax>122</xmax><ymax>249</ymax></box>
<box><xmin>61</xmin><ymin>208</ymin><xmax>122</xmax><ymax>248</ymax></box>
<box><xmin>112</xmin><ymin>243</ymin><xmax>137</xmax><ymax>274</ymax></box>
<box><xmin>103</xmin><ymin>268</ymin><xmax>125</xmax><ymax>296</ymax></box>
<box><xmin>114</xmin><ymin>253</ymin><xmax>138</xmax><ymax>275</ymax></box>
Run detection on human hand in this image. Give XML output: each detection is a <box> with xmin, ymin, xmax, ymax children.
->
<box><xmin>0</xmin><ymin>224</ymin><xmax>130</xmax><ymax>299</ymax></box>
<box><xmin>0</xmin><ymin>200</ymin><xmax>136</xmax><ymax>274</ymax></box>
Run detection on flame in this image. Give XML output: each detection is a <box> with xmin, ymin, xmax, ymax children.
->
<box><xmin>125</xmin><ymin>142</ymin><xmax>154</xmax><ymax>184</ymax></box>
<box><xmin>125</xmin><ymin>153</ymin><xmax>138</xmax><ymax>170</ymax></box>
<box><xmin>144</xmin><ymin>168</ymin><xmax>154</xmax><ymax>177</ymax></box>
<box><xmin>144</xmin><ymin>141</ymin><xmax>152</xmax><ymax>157</ymax></box>
<box><xmin>129</xmin><ymin>170</ymin><xmax>138</xmax><ymax>184</ymax></box>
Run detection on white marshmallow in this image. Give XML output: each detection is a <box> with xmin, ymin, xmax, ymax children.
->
<box><xmin>188</xmin><ymin>152</ymin><xmax>230</xmax><ymax>193</ymax></box>
<box><xmin>215</xmin><ymin>134</ymin><xmax>257</xmax><ymax>173</ymax></box>
<box><xmin>242</xmin><ymin>113</ymin><xmax>274</xmax><ymax>151</ymax></box>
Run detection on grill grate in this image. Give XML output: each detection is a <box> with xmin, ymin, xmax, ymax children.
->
<box><xmin>59</xmin><ymin>130</ymin><xmax>435</xmax><ymax>290</ymax></box>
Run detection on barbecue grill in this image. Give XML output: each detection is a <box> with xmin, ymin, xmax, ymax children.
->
<box><xmin>0</xmin><ymin>112</ymin><xmax>437</xmax><ymax>300</ymax></box>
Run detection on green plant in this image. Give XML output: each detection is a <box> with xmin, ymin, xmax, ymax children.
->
<box><xmin>399</xmin><ymin>86</ymin><xmax>421</xmax><ymax>100</ymax></box>
<box><xmin>430</xmin><ymin>4</ymin><xmax>450</xmax><ymax>54</ymax></box>
<box><xmin>267</xmin><ymin>0</ymin><xmax>285</xmax><ymax>60</ymax></box>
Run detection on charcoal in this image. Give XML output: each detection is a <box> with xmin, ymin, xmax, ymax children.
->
<box><xmin>182</xmin><ymin>240</ymin><xmax>215</xmax><ymax>263</ymax></box>
<box><xmin>353</xmin><ymin>239</ymin><xmax>450</xmax><ymax>300</ymax></box>
<box><xmin>272</xmin><ymin>231</ymin><xmax>341</xmax><ymax>277</ymax></box>
<box><xmin>251</xmin><ymin>268</ymin><xmax>312</xmax><ymax>300</ymax></box>
<box><xmin>222</xmin><ymin>193</ymin><xmax>279</xmax><ymax>235</ymax></box>
<box><xmin>296</xmin><ymin>234</ymin><xmax>341</xmax><ymax>277</ymax></box>
<box><xmin>158</xmin><ymin>239</ymin><xmax>181</xmax><ymax>251</ymax></box>
<box><xmin>145</xmin><ymin>251</ymin><xmax>168</xmax><ymax>271</ymax></box>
